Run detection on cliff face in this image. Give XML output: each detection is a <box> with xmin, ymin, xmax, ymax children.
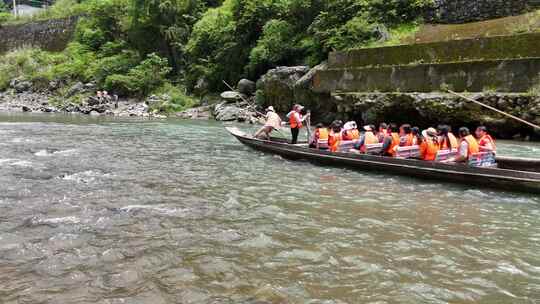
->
<box><xmin>0</xmin><ymin>16</ymin><xmax>78</xmax><ymax>54</ymax></box>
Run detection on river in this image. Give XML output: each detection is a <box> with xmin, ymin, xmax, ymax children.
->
<box><xmin>1</xmin><ymin>113</ymin><xmax>539</xmax><ymax>304</ymax></box>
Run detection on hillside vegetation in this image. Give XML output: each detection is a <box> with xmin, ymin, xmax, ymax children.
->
<box><xmin>0</xmin><ymin>0</ymin><xmax>432</xmax><ymax>110</ymax></box>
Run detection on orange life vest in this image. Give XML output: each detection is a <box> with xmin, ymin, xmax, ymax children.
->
<box><xmin>317</xmin><ymin>128</ymin><xmax>329</xmax><ymax>141</ymax></box>
<box><xmin>343</xmin><ymin>129</ymin><xmax>360</xmax><ymax>141</ymax></box>
<box><xmin>440</xmin><ymin>133</ymin><xmax>458</xmax><ymax>150</ymax></box>
<box><xmin>420</xmin><ymin>138</ymin><xmax>439</xmax><ymax>161</ymax></box>
<box><xmin>289</xmin><ymin>112</ymin><xmax>302</xmax><ymax>129</ymax></box>
<box><xmin>360</xmin><ymin>132</ymin><xmax>379</xmax><ymax>153</ymax></box>
<box><xmin>387</xmin><ymin>133</ymin><xmax>400</xmax><ymax>156</ymax></box>
<box><xmin>403</xmin><ymin>133</ymin><xmax>414</xmax><ymax>146</ymax></box>
<box><xmin>478</xmin><ymin>134</ymin><xmax>496</xmax><ymax>151</ymax></box>
<box><xmin>462</xmin><ymin>135</ymin><xmax>480</xmax><ymax>158</ymax></box>
<box><xmin>329</xmin><ymin>131</ymin><xmax>342</xmax><ymax>152</ymax></box>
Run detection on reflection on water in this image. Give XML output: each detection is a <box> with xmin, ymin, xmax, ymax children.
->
<box><xmin>0</xmin><ymin>113</ymin><xmax>539</xmax><ymax>304</ymax></box>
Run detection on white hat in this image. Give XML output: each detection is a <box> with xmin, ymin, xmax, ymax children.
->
<box><xmin>344</xmin><ymin>121</ymin><xmax>357</xmax><ymax>130</ymax></box>
<box><xmin>422</xmin><ymin>127</ymin><xmax>438</xmax><ymax>138</ymax></box>
<box><xmin>363</xmin><ymin>125</ymin><xmax>373</xmax><ymax>131</ymax></box>
<box><xmin>266</xmin><ymin>106</ymin><xmax>275</xmax><ymax>112</ymax></box>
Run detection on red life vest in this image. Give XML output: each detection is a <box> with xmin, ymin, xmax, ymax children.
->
<box><xmin>478</xmin><ymin>134</ymin><xmax>496</xmax><ymax>152</ymax></box>
<box><xmin>329</xmin><ymin>131</ymin><xmax>342</xmax><ymax>152</ymax></box>
<box><xmin>289</xmin><ymin>111</ymin><xmax>302</xmax><ymax>129</ymax></box>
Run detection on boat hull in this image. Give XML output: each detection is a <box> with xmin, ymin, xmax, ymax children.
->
<box><xmin>229</xmin><ymin>128</ymin><xmax>540</xmax><ymax>194</ymax></box>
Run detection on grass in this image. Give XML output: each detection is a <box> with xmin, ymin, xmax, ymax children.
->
<box><xmin>362</xmin><ymin>22</ymin><xmax>420</xmax><ymax>49</ymax></box>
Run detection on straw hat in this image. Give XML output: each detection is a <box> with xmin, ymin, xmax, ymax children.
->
<box><xmin>363</xmin><ymin>125</ymin><xmax>373</xmax><ymax>131</ymax></box>
<box><xmin>344</xmin><ymin>121</ymin><xmax>357</xmax><ymax>130</ymax></box>
<box><xmin>266</xmin><ymin>106</ymin><xmax>275</xmax><ymax>112</ymax></box>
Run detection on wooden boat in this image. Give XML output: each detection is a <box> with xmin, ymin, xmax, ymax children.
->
<box><xmin>226</xmin><ymin>127</ymin><xmax>540</xmax><ymax>194</ymax></box>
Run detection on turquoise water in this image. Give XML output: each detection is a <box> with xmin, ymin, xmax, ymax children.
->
<box><xmin>0</xmin><ymin>113</ymin><xmax>539</xmax><ymax>303</ymax></box>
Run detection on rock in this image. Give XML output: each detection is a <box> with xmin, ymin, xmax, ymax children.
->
<box><xmin>89</xmin><ymin>110</ymin><xmax>100</xmax><ymax>116</ymax></box>
<box><xmin>10</xmin><ymin>78</ymin><xmax>32</xmax><ymax>93</ymax></box>
<box><xmin>48</xmin><ymin>80</ymin><xmax>59</xmax><ymax>91</ymax></box>
<box><xmin>22</xmin><ymin>105</ymin><xmax>32</xmax><ymax>112</ymax></box>
<box><xmin>66</xmin><ymin>82</ymin><xmax>85</xmax><ymax>98</ymax></box>
<box><xmin>256</xmin><ymin>66</ymin><xmax>310</xmax><ymax>112</ymax></box>
<box><xmin>176</xmin><ymin>105</ymin><xmax>212</xmax><ymax>120</ymax></box>
<box><xmin>84</xmin><ymin>82</ymin><xmax>96</xmax><ymax>90</ymax></box>
<box><xmin>220</xmin><ymin>91</ymin><xmax>245</xmax><ymax>102</ymax></box>
<box><xmin>237</xmin><ymin>79</ymin><xmax>256</xmax><ymax>95</ymax></box>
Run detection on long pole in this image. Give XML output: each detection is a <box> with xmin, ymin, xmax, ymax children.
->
<box><xmin>447</xmin><ymin>89</ymin><xmax>540</xmax><ymax>130</ymax></box>
<box><xmin>12</xmin><ymin>0</ymin><xmax>18</xmax><ymax>17</ymax></box>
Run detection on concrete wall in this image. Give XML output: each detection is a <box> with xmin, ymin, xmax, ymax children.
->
<box><xmin>426</xmin><ymin>0</ymin><xmax>540</xmax><ymax>24</ymax></box>
<box><xmin>314</xmin><ymin>58</ymin><xmax>540</xmax><ymax>93</ymax></box>
<box><xmin>329</xmin><ymin>33</ymin><xmax>540</xmax><ymax>68</ymax></box>
<box><xmin>0</xmin><ymin>16</ymin><xmax>78</xmax><ymax>53</ymax></box>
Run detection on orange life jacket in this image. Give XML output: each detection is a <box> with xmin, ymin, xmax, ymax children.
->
<box><xmin>317</xmin><ymin>128</ymin><xmax>329</xmax><ymax>141</ymax></box>
<box><xmin>478</xmin><ymin>134</ymin><xmax>496</xmax><ymax>151</ymax></box>
<box><xmin>420</xmin><ymin>138</ymin><xmax>439</xmax><ymax>161</ymax></box>
<box><xmin>440</xmin><ymin>133</ymin><xmax>458</xmax><ymax>150</ymax></box>
<box><xmin>289</xmin><ymin>112</ymin><xmax>302</xmax><ymax>129</ymax></box>
<box><xmin>343</xmin><ymin>129</ymin><xmax>360</xmax><ymax>141</ymax></box>
<box><xmin>387</xmin><ymin>133</ymin><xmax>400</xmax><ymax>156</ymax></box>
<box><xmin>462</xmin><ymin>135</ymin><xmax>480</xmax><ymax>159</ymax></box>
<box><xmin>403</xmin><ymin>133</ymin><xmax>414</xmax><ymax>146</ymax></box>
<box><xmin>360</xmin><ymin>132</ymin><xmax>379</xmax><ymax>153</ymax></box>
<box><xmin>329</xmin><ymin>131</ymin><xmax>342</xmax><ymax>152</ymax></box>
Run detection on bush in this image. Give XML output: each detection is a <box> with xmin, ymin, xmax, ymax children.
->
<box><xmin>150</xmin><ymin>83</ymin><xmax>197</xmax><ymax>113</ymax></box>
<box><xmin>105</xmin><ymin>53</ymin><xmax>171</xmax><ymax>96</ymax></box>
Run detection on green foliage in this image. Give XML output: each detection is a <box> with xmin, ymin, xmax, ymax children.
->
<box><xmin>150</xmin><ymin>83</ymin><xmax>197</xmax><ymax>113</ymax></box>
<box><xmin>105</xmin><ymin>53</ymin><xmax>171</xmax><ymax>96</ymax></box>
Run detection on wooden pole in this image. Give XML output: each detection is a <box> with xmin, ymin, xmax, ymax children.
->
<box><xmin>447</xmin><ymin>90</ymin><xmax>540</xmax><ymax>130</ymax></box>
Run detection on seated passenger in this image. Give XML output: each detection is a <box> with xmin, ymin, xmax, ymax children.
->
<box><xmin>438</xmin><ymin>124</ymin><xmax>458</xmax><ymax>150</ymax></box>
<box><xmin>411</xmin><ymin>126</ymin><xmax>421</xmax><ymax>145</ymax></box>
<box><xmin>419</xmin><ymin>127</ymin><xmax>440</xmax><ymax>161</ymax></box>
<box><xmin>311</xmin><ymin>123</ymin><xmax>329</xmax><ymax>149</ymax></box>
<box><xmin>328</xmin><ymin>123</ymin><xmax>343</xmax><ymax>152</ymax></box>
<box><xmin>354</xmin><ymin>125</ymin><xmax>379</xmax><ymax>153</ymax></box>
<box><xmin>377</xmin><ymin>123</ymin><xmax>388</xmax><ymax>143</ymax></box>
<box><xmin>444</xmin><ymin>127</ymin><xmax>479</xmax><ymax>163</ymax></box>
<box><xmin>475</xmin><ymin>126</ymin><xmax>496</xmax><ymax>153</ymax></box>
<box><xmin>342</xmin><ymin>121</ymin><xmax>360</xmax><ymax>140</ymax></box>
<box><xmin>381</xmin><ymin>123</ymin><xmax>400</xmax><ymax>156</ymax></box>
<box><xmin>398</xmin><ymin>124</ymin><xmax>414</xmax><ymax>147</ymax></box>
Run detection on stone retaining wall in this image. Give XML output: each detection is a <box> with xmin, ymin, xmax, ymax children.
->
<box><xmin>329</xmin><ymin>33</ymin><xmax>540</xmax><ymax>69</ymax></box>
<box><xmin>426</xmin><ymin>0</ymin><xmax>540</xmax><ymax>24</ymax></box>
<box><xmin>0</xmin><ymin>16</ymin><xmax>78</xmax><ymax>53</ymax></box>
<box><xmin>314</xmin><ymin>58</ymin><xmax>540</xmax><ymax>93</ymax></box>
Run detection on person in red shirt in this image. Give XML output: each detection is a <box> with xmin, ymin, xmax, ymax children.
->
<box><xmin>475</xmin><ymin>126</ymin><xmax>496</xmax><ymax>153</ymax></box>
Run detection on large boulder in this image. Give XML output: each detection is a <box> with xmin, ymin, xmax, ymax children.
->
<box><xmin>66</xmin><ymin>82</ymin><xmax>85</xmax><ymax>98</ymax></box>
<box><xmin>237</xmin><ymin>79</ymin><xmax>256</xmax><ymax>95</ymax></box>
<box><xmin>220</xmin><ymin>91</ymin><xmax>245</xmax><ymax>102</ymax></box>
<box><xmin>10</xmin><ymin>78</ymin><xmax>32</xmax><ymax>93</ymax></box>
<box><xmin>256</xmin><ymin>66</ymin><xmax>310</xmax><ymax>112</ymax></box>
<box><xmin>213</xmin><ymin>101</ymin><xmax>258</xmax><ymax>123</ymax></box>
<box><xmin>293</xmin><ymin>62</ymin><xmax>333</xmax><ymax>122</ymax></box>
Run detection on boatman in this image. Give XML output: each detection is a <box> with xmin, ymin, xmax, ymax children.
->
<box><xmin>254</xmin><ymin>106</ymin><xmax>282</xmax><ymax>140</ymax></box>
<box><xmin>444</xmin><ymin>127</ymin><xmax>479</xmax><ymax>163</ymax></box>
<box><xmin>286</xmin><ymin>104</ymin><xmax>310</xmax><ymax>144</ymax></box>
<box><xmin>475</xmin><ymin>126</ymin><xmax>496</xmax><ymax>153</ymax></box>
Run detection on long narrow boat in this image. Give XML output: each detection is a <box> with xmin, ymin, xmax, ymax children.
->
<box><xmin>226</xmin><ymin>127</ymin><xmax>540</xmax><ymax>194</ymax></box>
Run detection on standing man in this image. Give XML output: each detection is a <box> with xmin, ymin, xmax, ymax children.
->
<box><xmin>286</xmin><ymin>104</ymin><xmax>309</xmax><ymax>144</ymax></box>
<box><xmin>254</xmin><ymin>106</ymin><xmax>282</xmax><ymax>140</ymax></box>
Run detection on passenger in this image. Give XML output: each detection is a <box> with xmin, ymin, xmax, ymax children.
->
<box><xmin>475</xmin><ymin>126</ymin><xmax>496</xmax><ymax>153</ymax></box>
<box><xmin>411</xmin><ymin>126</ymin><xmax>421</xmax><ymax>145</ymax></box>
<box><xmin>286</xmin><ymin>104</ymin><xmax>309</xmax><ymax>144</ymax></box>
<box><xmin>398</xmin><ymin>124</ymin><xmax>414</xmax><ymax>147</ymax></box>
<box><xmin>381</xmin><ymin>123</ymin><xmax>400</xmax><ymax>156</ymax></box>
<box><xmin>355</xmin><ymin>125</ymin><xmax>379</xmax><ymax>153</ymax></box>
<box><xmin>328</xmin><ymin>123</ymin><xmax>343</xmax><ymax>152</ymax></box>
<box><xmin>254</xmin><ymin>106</ymin><xmax>282</xmax><ymax>140</ymax></box>
<box><xmin>377</xmin><ymin>123</ymin><xmax>388</xmax><ymax>143</ymax></box>
<box><xmin>438</xmin><ymin>124</ymin><xmax>458</xmax><ymax>150</ymax></box>
<box><xmin>342</xmin><ymin>121</ymin><xmax>360</xmax><ymax>140</ymax></box>
<box><xmin>311</xmin><ymin>123</ymin><xmax>329</xmax><ymax>149</ymax></box>
<box><xmin>445</xmin><ymin>127</ymin><xmax>479</xmax><ymax>163</ymax></box>
<box><xmin>419</xmin><ymin>127</ymin><xmax>440</xmax><ymax>161</ymax></box>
